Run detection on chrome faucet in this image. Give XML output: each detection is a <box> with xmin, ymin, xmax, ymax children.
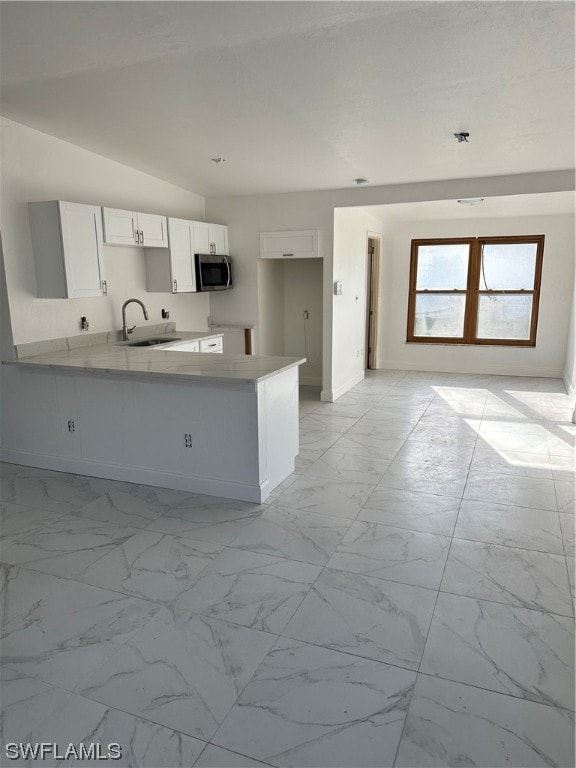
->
<box><xmin>121</xmin><ymin>298</ymin><xmax>149</xmax><ymax>341</ymax></box>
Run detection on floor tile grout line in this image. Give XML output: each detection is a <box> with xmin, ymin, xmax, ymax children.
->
<box><xmin>0</xmin><ymin>660</ymin><xmax>214</xmax><ymax>751</ymax></box>
<box><xmin>5</xmin><ymin>525</ymin><xmax>573</xmax><ymax>621</ymax></box>
<box><xmin>14</xmin><ymin>551</ymin><xmax>574</xmax><ymax>621</ymax></box>
<box><xmin>2</xmin><ymin>374</ymin><xmax>572</xmax><ymax>759</ymax></box>
<box><xmin>4</xmin><ymin>593</ymin><xmax>573</xmax><ymax>719</ymax></box>
<box><xmin>552</xmin><ymin>472</ymin><xmax>575</xmax><ymax>616</ymax></box>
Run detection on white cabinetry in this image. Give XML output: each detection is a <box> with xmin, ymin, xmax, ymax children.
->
<box><xmin>200</xmin><ymin>336</ymin><xmax>223</xmax><ymax>353</ymax></box>
<box><xmin>194</xmin><ymin>222</ymin><xmax>229</xmax><ymax>255</ymax></box>
<box><xmin>156</xmin><ymin>336</ymin><xmax>223</xmax><ymax>353</ymax></box>
<box><xmin>145</xmin><ymin>218</ymin><xmax>229</xmax><ymax>293</ymax></box>
<box><xmin>259</xmin><ymin>230</ymin><xmax>321</xmax><ymax>259</ymax></box>
<box><xmin>145</xmin><ymin>217</ymin><xmax>196</xmax><ymax>293</ymax></box>
<box><xmin>1</xmin><ymin>367</ymin><xmax>81</xmax><ymax>458</ymax></box>
<box><xmin>102</xmin><ymin>207</ymin><xmax>168</xmax><ymax>248</ymax></box>
<box><xmin>29</xmin><ymin>201</ymin><xmax>107</xmax><ymax>299</ymax></box>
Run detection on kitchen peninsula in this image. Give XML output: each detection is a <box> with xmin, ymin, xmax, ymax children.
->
<box><xmin>1</xmin><ymin>332</ymin><xmax>304</xmax><ymax>502</ymax></box>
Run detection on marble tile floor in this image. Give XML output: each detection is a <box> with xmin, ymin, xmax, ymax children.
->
<box><xmin>0</xmin><ymin>369</ymin><xmax>574</xmax><ymax>767</ymax></box>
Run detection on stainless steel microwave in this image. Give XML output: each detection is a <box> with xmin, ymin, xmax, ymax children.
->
<box><xmin>194</xmin><ymin>253</ymin><xmax>232</xmax><ymax>292</ymax></box>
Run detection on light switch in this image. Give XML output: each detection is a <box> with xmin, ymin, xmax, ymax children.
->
<box><xmin>334</xmin><ymin>280</ymin><xmax>343</xmax><ymax>295</ymax></box>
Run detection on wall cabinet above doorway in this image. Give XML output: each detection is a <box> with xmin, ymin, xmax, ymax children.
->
<box><xmin>259</xmin><ymin>230</ymin><xmax>321</xmax><ymax>259</ymax></box>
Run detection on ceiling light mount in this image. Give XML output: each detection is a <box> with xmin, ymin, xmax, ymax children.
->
<box><xmin>354</xmin><ymin>178</ymin><xmax>369</xmax><ymax>185</ymax></box>
<box><xmin>210</xmin><ymin>157</ymin><xmax>226</xmax><ymax>164</ymax></box>
<box><xmin>454</xmin><ymin>132</ymin><xmax>470</xmax><ymax>143</ymax></box>
<box><xmin>457</xmin><ymin>198</ymin><xmax>485</xmax><ymax>206</ymax></box>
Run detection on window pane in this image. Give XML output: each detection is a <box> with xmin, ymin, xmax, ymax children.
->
<box><xmin>414</xmin><ymin>294</ymin><xmax>466</xmax><ymax>337</ymax></box>
<box><xmin>480</xmin><ymin>243</ymin><xmax>537</xmax><ymax>290</ymax></box>
<box><xmin>477</xmin><ymin>295</ymin><xmax>533</xmax><ymax>339</ymax></box>
<box><xmin>416</xmin><ymin>244</ymin><xmax>469</xmax><ymax>289</ymax></box>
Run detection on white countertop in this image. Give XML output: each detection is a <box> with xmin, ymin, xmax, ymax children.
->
<box><xmin>5</xmin><ymin>331</ymin><xmax>305</xmax><ymax>385</ymax></box>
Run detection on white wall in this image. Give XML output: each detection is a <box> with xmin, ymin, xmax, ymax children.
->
<box><xmin>256</xmin><ymin>259</ymin><xmax>322</xmax><ymax>385</ymax></box>
<box><xmin>1</xmin><ymin>118</ymin><xmax>209</xmax><ymax>344</ymax></box>
<box><xmin>207</xmin><ymin>191</ymin><xmax>335</xmax><ymax>394</ymax></box>
<box><xmin>207</xmin><ymin>171</ymin><xmax>572</xmax><ymax>399</ymax></box>
<box><xmin>257</xmin><ymin>259</ymin><xmax>285</xmax><ymax>357</ymax></box>
<box><xmin>564</xmin><ymin>275</ymin><xmax>576</xmax><ymax>397</ymax></box>
<box><xmin>377</xmin><ymin>211</ymin><xmax>575</xmax><ymax>377</ymax></box>
<box><xmin>332</xmin><ymin>208</ymin><xmax>382</xmax><ymax>397</ymax></box>
<box><xmin>284</xmin><ymin>260</ymin><xmax>323</xmax><ymax>386</ymax></box>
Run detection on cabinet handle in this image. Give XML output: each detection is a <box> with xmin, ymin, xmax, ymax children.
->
<box><xmin>101</xmin><ymin>280</ymin><xmax>108</xmax><ymax>295</ymax></box>
<box><xmin>173</xmin><ymin>279</ymin><xmax>178</xmax><ymax>292</ymax></box>
<box><xmin>283</xmin><ymin>253</ymin><xmax>294</xmax><ymax>257</ymax></box>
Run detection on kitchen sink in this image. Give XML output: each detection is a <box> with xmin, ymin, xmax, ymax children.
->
<box><xmin>126</xmin><ymin>337</ymin><xmax>182</xmax><ymax>347</ymax></box>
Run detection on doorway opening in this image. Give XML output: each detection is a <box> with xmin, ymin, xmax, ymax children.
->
<box><xmin>365</xmin><ymin>234</ymin><xmax>381</xmax><ymax>370</ymax></box>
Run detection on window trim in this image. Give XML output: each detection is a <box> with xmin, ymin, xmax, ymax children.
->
<box><xmin>406</xmin><ymin>235</ymin><xmax>544</xmax><ymax>346</ymax></box>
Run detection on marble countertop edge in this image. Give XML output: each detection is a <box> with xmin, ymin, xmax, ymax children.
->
<box><xmin>4</xmin><ymin>334</ymin><xmax>305</xmax><ymax>384</ymax></box>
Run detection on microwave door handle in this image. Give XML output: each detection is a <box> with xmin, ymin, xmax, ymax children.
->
<box><xmin>224</xmin><ymin>257</ymin><xmax>231</xmax><ymax>289</ymax></box>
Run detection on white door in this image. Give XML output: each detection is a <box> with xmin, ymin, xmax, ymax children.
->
<box><xmin>139</xmin><ymin>212</ymin><xmax>168</xmax><ymax>248</ymax></box>
<box><xmin>102</xmin><ymin>207</ymin><xmax>139</xmax><ymax>246</ymax></box>
<box><xmin>168</xmin><ymin>218</ymin><xmax>196</xmax><ymax>292</ymax></box>
<box><xmin>193</xmin><ymin>222</ymin><xmax>210</xmax><ymax>254</ymax></box>
<box><xmin>210</xmin><ymin>224</ymin><xmax>229</xmax><ymax>255</ymax></box>
<box><xmin>60</xmin><ymin>202</ymin><xmax>106</xmax><ymax>298</ymax></box>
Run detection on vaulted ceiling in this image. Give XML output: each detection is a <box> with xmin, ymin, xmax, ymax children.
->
<box><xmin>1</xmin><ymin>1</ymin><xmax>574</xmax><ymax>196</ymax></box>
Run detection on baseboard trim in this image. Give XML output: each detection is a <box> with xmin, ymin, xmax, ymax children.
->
<box><xmin>0</xmin><ymin>449</ymin><xmax>269</xmax><ymax>503</ymax></box>
<box><xmin>321</xmin><ymin>370</ymin><xmax>365</xmax><ymax>402</ymax></box>
<box><xmin>300</xmin><ymin>376</ymin><xmax>322</xmax><ymax>387</ymax></box>
<box><xmin>378</xmin><ymin>361</ymin><xmax>564</xmax><ymax>378</ymax></box>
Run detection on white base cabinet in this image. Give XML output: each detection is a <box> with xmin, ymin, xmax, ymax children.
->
<box><xmin>1</xmin><ymin>363</ymin><xmax>298</xmax><ymax>503</ymax></box>
<box><xmin>29</xmin><ymin>201</ymin><xmax>107</xmax><ymax>299</ymax></box>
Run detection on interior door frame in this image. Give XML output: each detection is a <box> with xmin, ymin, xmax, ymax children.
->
<box><xmin>366</xmin><ymin>232</ymin><xmax>381</xmax><ymax>370</ymax></box>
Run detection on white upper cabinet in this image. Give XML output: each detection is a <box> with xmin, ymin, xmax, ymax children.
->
<box><xmin>101</xmin><ymin>207</ymin><xmax>138</xmax><ymax>246</ymax></box>
<box><xmin>145</xmin><ymin>217</ymin><xmax>196</xmax><ymax>293</ymax></box>
<box><xmin>29</xmin><ymin>201</ymin><xmax>107</xmax><ymax>299</ymax></box>
<box><xmin>260</xmin><ymin>230</ymin><xmax>321</xmax><ymax>259</ymax></box>
<box><xmin>209</xmin><ymin>224</ymin><xmax>228</xmax><ymax>255</ymax></box>
<box><xmin>145</xmin><ymin>218</ymin><xmax>229</xmax><ymax>293</ymax></box>
<box><xmin>102</xmin><ymin>207</ymin><xmax>168</xmax><ymax>248</ymax></box>
<box><xmin>193</xmin><ymin>221</ymin><xmax>210</xmax><ymax>254</ymax></box>
<box><xmin>138</xmin><ymin>212</ymin><xmax>169</xmax><ymax>248</ymax></box>
<box><xmin>167</xmin><ymin>218</ymin><xmax>196</xmax><ymax>292</ymax></box>
<box><xmin>194</xmin><ymin>221</ymin><xmax>229</xmax><ymax>255</ymax></box>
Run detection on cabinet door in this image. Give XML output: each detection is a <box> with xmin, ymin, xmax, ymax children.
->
<box><xmin>200</xmin><ymin>336</ymin><xmax>223</xmax><ymax>353</ymax></box>
<box><xmin>259</xmin><ymin>230</ymin><xmax>320</xmax><ymax>259</ymax></box>
<box><xmin>1</xmin><ymin>366</ymin><xmax>81</xmax><ymax>458</ymax></box>
<box><xmin>102</xmin><ymin>207</ymin><xmax>139</xmax><ymax>246</ymax></box>
<box><xmin>139</xmin><ymin>212</ymin><xmax>168</xmax><ymax>248</ymax></box>
<box><xmin>193</xmin><ymin>222</ymin><xmax>210</xmax><ymax>254</ymax></box>
<box><xmin>167</xmin><ymin>218</ymin><xmax>196</xmax><ymax>292</ymax></box>
<box><xmin>210</xmin><ymin>224</ymin><xmax>229</xmax><ymax>255</ymax></box>
<box><xmin>59</xmin><ymin>202</ymin><xmax>106</xmax><ymax>298</ymax></box>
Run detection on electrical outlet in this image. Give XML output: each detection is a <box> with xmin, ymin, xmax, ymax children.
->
<box><xmin>161</xmin><ymin>309</ymin><xmax>170</xmax><ymax>319</ymax></box>
<box><xmin>80</xmin><ymin>317</ymin><xmax>89</xmax><ymax>331</ymax></box>
<box><xmin>184</xmin><ymin>433</ymin><xmax>192</xmax><ymax>448</ymax></box>
<box><xmin>303</xmin><ymin>310</ymin><xmax>309</xmax><ymax>320</ymax></box>
<box><xmin>68</xmin><ymin>420</ymin><xmax>75</xmax><ymax>432</ymax></box>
